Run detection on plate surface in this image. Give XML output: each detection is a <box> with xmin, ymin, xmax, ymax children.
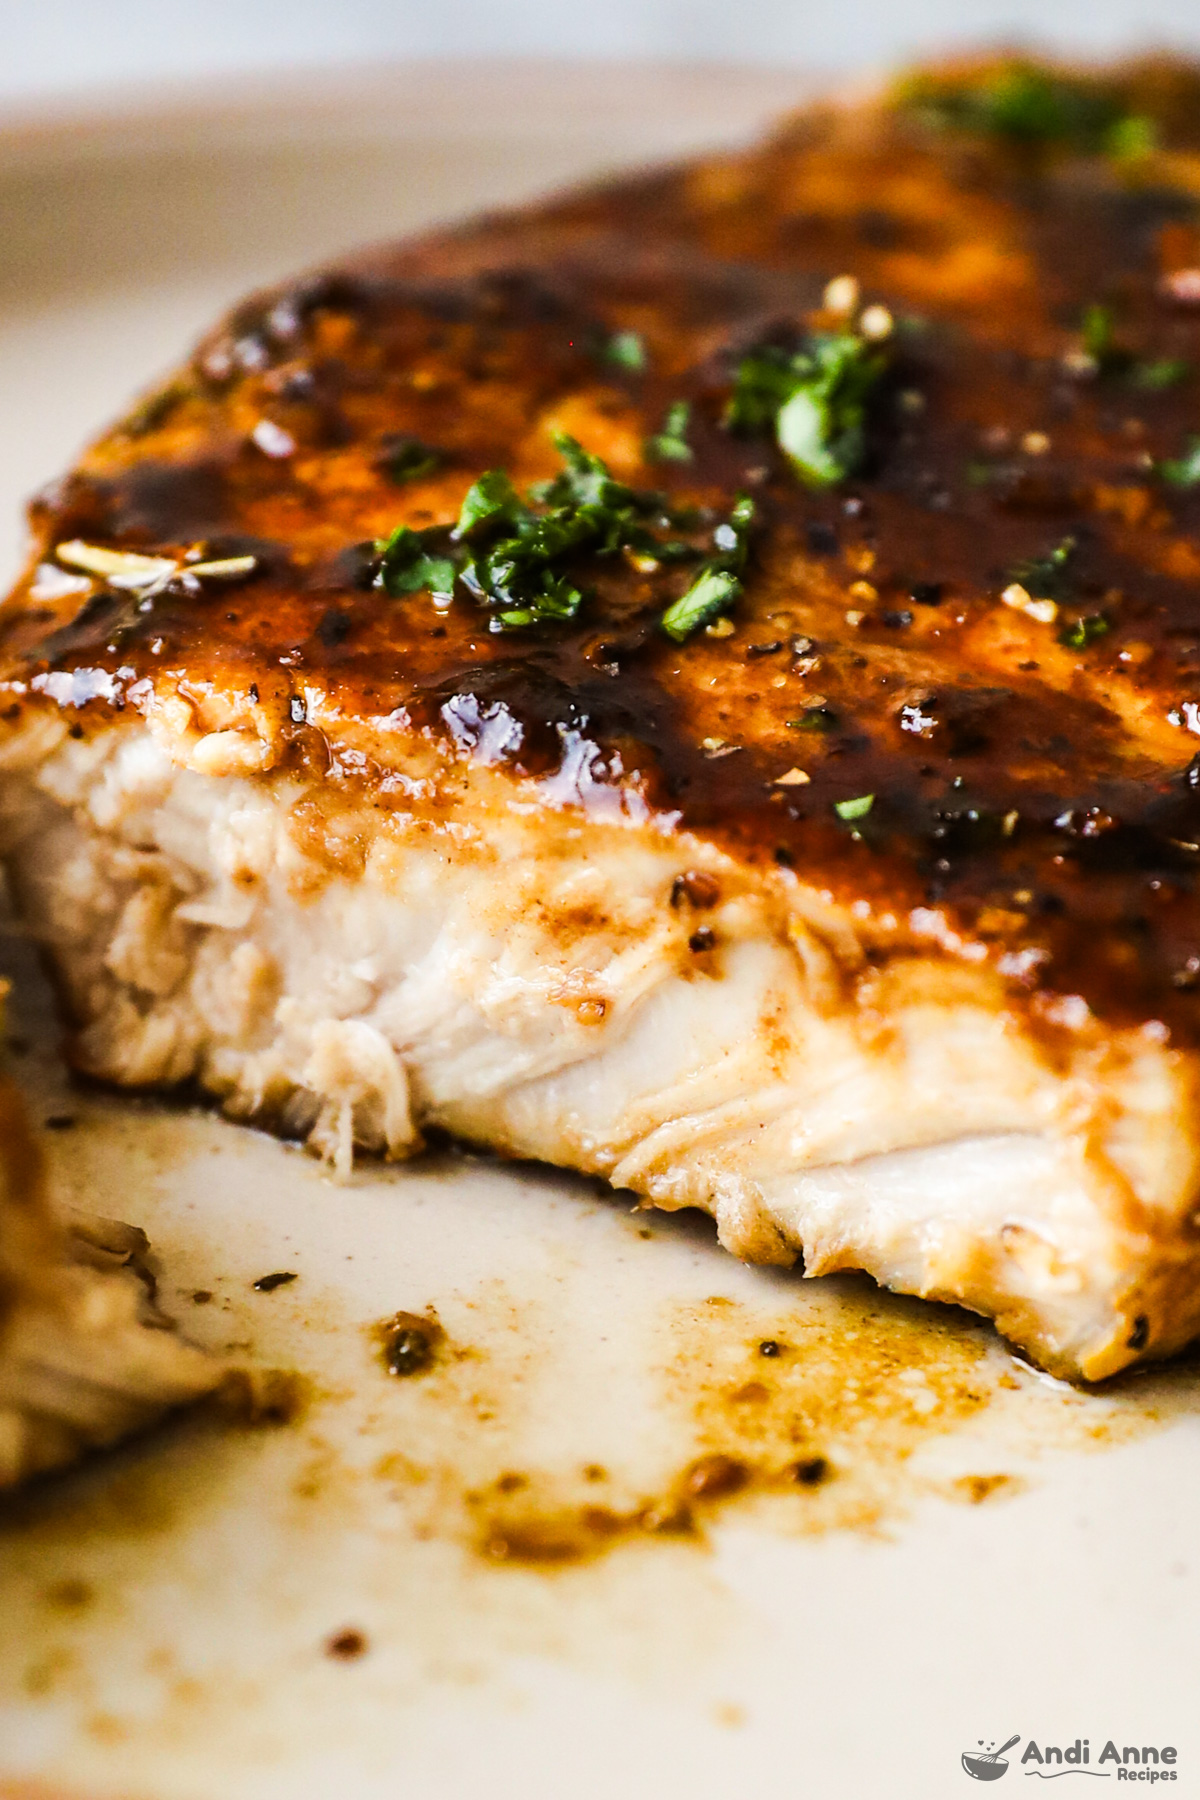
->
<box><xmin>0</xmin><ymin>65</ymin><xmax>1198</xmax><ymax>1800</ymax></box>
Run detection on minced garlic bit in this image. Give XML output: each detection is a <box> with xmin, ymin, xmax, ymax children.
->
<box><xmin>251</xmin><ymin>418</ymin><xmax>296</xmax><ymax>459</ymax></box>
<box><xmin>858</xmin><ymin>304</ymin><xmax>894</xmax><ymax>342</ymax></box>
<box><xmin>823</xmin><ymin>273</ymin><xmax>860</xmax><ymax>317</ymax></box>
<box><xmin>1001</xmin><ymin>582</ymin><xmax>1058</xmax><ymax>625</ymax></box>
<box><xmin>55</xmin><ymin>541</ymin><xmax>257</xmax><ymax>597</ymax></box>
<box><xmin>848</xmin><ymin>579</ymin><xmax>877</xmax><ymax>603</ymax></box>
<box><xmin>186</xmin><ymin>556</ymin><xmax>259</xmax><ymax>580</ymax></box>
<box><xmin>845</xmin><ymin>608</ymin><xmax>866</xmax><ymax>627</ymax></box>
<box><xmin>773</xmin><ymin>767</ymin><xmax>811</xmax><ymax>786</ymax></box>
<box><xmin>55</xmin><ymin>541</ymin><xmax>177</xmax><ymax>586</ymax></box>
<box><xmin>705</xmin><ymin>616</ymin><xmax>736</xmax><ymax>639</ymax></box>
<box><xmin>1020</xmin><ymin>430</ymin><xmax>1051</xmax><ymax>456</ymax></box>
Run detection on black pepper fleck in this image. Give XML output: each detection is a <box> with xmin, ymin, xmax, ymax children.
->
<box><xmin>791</xmin><ymin>1456</ymin><xmax>832</xmax><ymax>1486</ymax></box>
<box><xmin>377</xmin><ymin>1310</ymin><xmax>444</xmax><ymax>1377</ymax></box>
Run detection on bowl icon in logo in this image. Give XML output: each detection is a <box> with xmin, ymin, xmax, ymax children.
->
<box><xmin>962</xmin><ymin>1735</ymin><xmax>1020</xmax><ymax>1780</ymax></box>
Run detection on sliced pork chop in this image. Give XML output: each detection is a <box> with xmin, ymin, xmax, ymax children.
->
<box><xmin>4</xmin><ymin>56</ymin><xmax>1200</xmax><ymax>1378</ymax></box>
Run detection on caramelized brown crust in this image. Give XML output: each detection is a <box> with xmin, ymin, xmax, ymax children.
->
<box><xmin>8</xmin><ymin>57</ymin><xmax>1200</xmax><ymax>1039</ymax></box>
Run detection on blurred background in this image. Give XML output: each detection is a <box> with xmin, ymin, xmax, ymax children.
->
<box><xmin>2</xmin><ymin>0</ymin><xmax>1200</xmax><ymax>109</ymax></box>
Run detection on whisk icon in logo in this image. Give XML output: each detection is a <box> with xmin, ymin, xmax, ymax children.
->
<box><xmin>962</xmin><ymin>1736</ymin><xmax>1020</xmax><ymax>1780</ymax></box>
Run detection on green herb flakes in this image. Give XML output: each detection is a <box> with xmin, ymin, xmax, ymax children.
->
<box><xmin>1135</xmin><ymin>357</ymin><xmax>1190</xmax><ymax>390</ymax></box>
<box><xmin>382</xmin><ymin>437</ymin><xmax>442</xmax><ymax>484</ymax></box>
<box><xmin>454</xmin><ymin>469</ymin><xmax>523</xmax><ymax>538</ymax></box>
<box><xmin>787</xmin><ymin>706</ymin><xmax>837</xmax><ymax>732</ymax></box>
<box><xmin>1058</xmin><ymin>613</ymin><xmax>1110</xmax><ymax>649</ymax></box>
<box><xmin>899</xmin><ymin>62</ymin><xmax>1156</xmax><ymax>158</ymax></box>
<box><xmin>604</xmin><ymin>331</ymin><xmax>646</xmax><ymax>373</ymax></box>
<box><xmin>834</xmin><ymin>794</ymin><xmax>875</xmax><ymax>821</ymax></box>
<box><xmin>1011</xmin><ymin>535</ymin><xmax>1076</xmax><ymax>600</ymax></box>
<box><xmin>645</xmin><ymin>400</ymin><xmax>694</xmax><ymax>464</ymax></box>
<box><xmin>1106</xmin><ymin>112</ymin><xmax>1159</xmax><ymax>160</ymax></box>
<box><xmin>659</xmin><ymin>493</ymin><xmax>755</xmax><ymax>642</ymax></box>
<box><xmin>727</xmin><ymin>329</ymin><xmax>887</xmax><ymax>488</ymax></box>
<box><xmin>376</xmin><ymin>434</ymin><xmax>756</xmax><ymax>635</ymax></box>
<box><xmin>1081</xmin><ymin>303</ymin><xmax>1120</xmax><ymax>370</ymax></box>
<box><xmin>1160</xmin><ymin>438</ymin><xmax>1200</xmax><ymax>488</ymax></box>
<box><xmin>661</xmin><ymin>569</ymin><xmax>740</xmax><ymax>642</ymax></box>
<box><xmin>376</xmin><ymin>526</ymin><xmax>458</xmax><ymax>598</ymax></box>
<box><xmin>1075</xmin><ymin>303</ymin><xmax>1188</xmax><ymax>388</ymax></box>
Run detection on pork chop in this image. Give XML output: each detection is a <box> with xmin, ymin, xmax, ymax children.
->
<box><xmin>4</xmin><ymin>55</ymin><xmax>1200</xmax><ymax>1378</ymax></box>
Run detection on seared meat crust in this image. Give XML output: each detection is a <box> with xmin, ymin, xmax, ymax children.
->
<box><xmin>6</xmin><ymin>57</ymin><xmax>1200</xmax><ymax>1376</ymax></box>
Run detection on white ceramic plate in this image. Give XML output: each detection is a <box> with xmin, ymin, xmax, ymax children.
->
<box><xmin>1</xmin><ymin>65</ymin><xmax>1198</xmax><ymax>1800</ymax></box>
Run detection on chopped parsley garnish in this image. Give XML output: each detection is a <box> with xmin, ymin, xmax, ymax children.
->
<box><xmin>375</xmin><ymin>434</ymin><xmax>756</xmax><ymax>635</ymax></box>
<box><xmin>787</xmin><ymin>705</ymin><xmax>838</xmax><ymax>732</ymax></box>
<box><xmin>1011</xmin><ymin>535</ymin><xmax>1076</xmax><ymax>599</ymax></box>
<box><xmin>1076</xmin><ymin>304</ymin><xmax>1189</xmax><ymax>388</ymax></box>
<box><xmin>375</xmin><ymin>526</ymin><xmax>458</xmax><ymax>599</ymax></box>
<box><xmin>604</xmin><ymin>330</ymin><xmax>646</xmax><ymax>373</ymax></box>
<box><xmin>1106</xmin><ymin>112</ymin><xmax>1159</xmax><ymax>160</ymax></box>
<box><xmin>834</xmin><ymin>793</ymin><xmax>874</xmax><ymax>821</ymax></box>
<box><xmin>454</xmin><ymin>468</ymin><xmax>523</xmax><ymax>538</ymax></box>
<box><xmin>1133</xmin><ymin>358</ymin><xmax>1190</xmax><ymax>391</ymax></box>
<box><xmin>1058</xmin><ymin>613</ymin><xmax>1110</xmax><ymax>649</ymax></box>
<box><xmin>452</xmin><ymin>441</ymin><xmax>638</xmax><ymax>629</ymax></box>
<box><xmin>1160</xmin><ymin>438</ymin><xmax>1200</xmax><ymax>488</ymax></box>
<box><xmin>727</xmin><ymin>329</ymin><xmax>888</xmax><ymax>487</ymax></box>
<box><xmin>1081</xmin><ymin>303</ymin><xmax>1123</xmax><ymax>372</ymax></box>
<box><xmin>659</xmin><ymin>569</ymin><xmax>739</xmax><ymax>641</ymax></box>
<box><xmin>645</xmin><ymin>400</ymin><xmax>694</xmax><ymax>464</ymax></box>
<box><xmin>899</xmin><ymin>62</ymin><xmax>1156</xmax><ymax>157</ymax></box>
<box><xmin>660</xmin><ymin>494</ymin><xmax>755</xmax><ymax>642</ymax></box>
<box><xmin>381</xmin><ymin>436</ymin><xmax>442</xmax><ymax>484</ymax></box>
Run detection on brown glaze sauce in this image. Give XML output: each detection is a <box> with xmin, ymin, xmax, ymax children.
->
<box><xmin>449</xmin><ymin>1286</ymin><xmax>1073</xmax><ymax>1562</ymax></box>
<box><xmin>6</xmin><ymin>59</ymin><xmax>1200</xmax><ymax>1038</ymax></box>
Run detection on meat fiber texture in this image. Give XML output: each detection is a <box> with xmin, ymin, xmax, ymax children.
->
<box><xmin>5</xmin><ymin>54</ymin><xmax>1200</xmax><ymax>1379</ymax></box>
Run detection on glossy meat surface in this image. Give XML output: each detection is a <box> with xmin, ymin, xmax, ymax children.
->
<box><xmin>7</xmin><ymin>59</ymin><xmax>1200</xmax><ymax>1038</ymax></box>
